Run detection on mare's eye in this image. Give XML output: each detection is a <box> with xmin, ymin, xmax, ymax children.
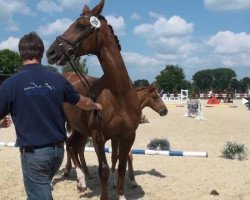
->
<box><xmin>76</xmin><ymin>23</ymin><xmax>87</xmax><ymax>31</ymax></box>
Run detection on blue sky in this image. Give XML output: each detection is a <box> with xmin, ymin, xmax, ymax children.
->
<box><xmin>1</xmin><ymin>0</ymin><xmax>250</xmax><ymax>82</ymax></box>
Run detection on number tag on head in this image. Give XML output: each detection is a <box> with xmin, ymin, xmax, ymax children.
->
<box><xmin>90</xmin><ymin>16</ymin><xmax>101</xmax><ymax>28</ymax></box>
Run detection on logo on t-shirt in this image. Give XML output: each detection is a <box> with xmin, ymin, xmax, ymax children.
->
<box><xmin>24</xmin><ymin>82</ymin><xmax>55</xmax><ymax>96</ymax></box>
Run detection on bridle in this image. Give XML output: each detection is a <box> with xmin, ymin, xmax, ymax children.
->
<box><xmin>56</xmin><ymin>15</ymin><xmax>100</xmax><ymax>60</ymax></box>
<box><xmin>55</xmin><ymin>14</ymin><xmax>101</xmax><ymax>91</ymax></box>
<box><xmin>56</xmin><ymin>14</ymin><xmax>102</xmax><ymax>124</ymax></box>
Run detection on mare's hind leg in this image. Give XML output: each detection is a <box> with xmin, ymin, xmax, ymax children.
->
<box><xmin>116</xmin><ymin>132</ymin><xmax>136</xmax><ymax>200</ymax></box>
<box><xmin>110</xmin><ymin>139</ymin><xmax>119</xmax><ymax>188</ymax></box>
<box><xmin>127</xmin><ymin>152</ymin><xmax>138</xmax><ymax>188</ymax></box>
<box><xmin>92</xmin><ymin>130</ymin><xmax>110</xmax><ymax>200</ymax></box>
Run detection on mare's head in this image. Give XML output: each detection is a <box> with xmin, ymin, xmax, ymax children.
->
<box><xmin>46</xmin><ymin>0</ymin><xmax>117</xmax><ymax>65</ymax></box>
<box><xmin>137</xmin><ymin>85</ymin><xmax>168</xmax><ymax>116</ymax></box>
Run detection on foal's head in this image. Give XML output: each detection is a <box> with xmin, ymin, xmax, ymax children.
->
<box><xmin>46</xmin><ymin>0</ymin><xmax>119</xmax><ymax>65</ymax></box>
<box><xmin>138</xmin><ymin>85</ymin><xmax>168</xmax><ymax>116</ymax></box>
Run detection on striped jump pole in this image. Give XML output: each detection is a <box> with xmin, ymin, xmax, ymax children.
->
<box><xmin>0</xmin><ymin>142</ymin><xmax>208</xmax><ymax>157</ymax></box>
<box><xmin>86</xmin><ymin>147</ymin><xmax>208</xmax><ymax>157</ymax></box>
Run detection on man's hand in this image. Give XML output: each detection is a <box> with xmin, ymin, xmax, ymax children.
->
<box><xmin>94</xmin><ymin>103</ymin><xmax>102</xmax><ymax>111</ymax></box>
<box><xmin>0</xmin><ymin>115</ymin><xmax>12</xmax><ymax>128</ymax></box>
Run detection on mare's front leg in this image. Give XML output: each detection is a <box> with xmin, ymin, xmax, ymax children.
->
<box><xmin>117</xmin><ymin>132</ymin><xmax>136</xmax><ymax>200</ymax></box>
<box><xmin>92</xmin><ymin>130</ymin><xmax>110</xmax><ymax>200</ymax></box>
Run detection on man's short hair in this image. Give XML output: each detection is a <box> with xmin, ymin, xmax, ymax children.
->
<box><xmin>18</xmin><ymin>32</ymin><xmax>44</xmax><ymax>62</ymax></box>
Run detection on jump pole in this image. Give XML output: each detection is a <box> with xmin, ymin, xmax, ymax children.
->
<box><xmin>98</xmin><ymin>147</ymin><xmax>208</xmax><ymax>157</ymax></box>
<box><xmin>0</xmin><ymin>142</ymin><xmax>208</xmax><ymax>157</ymax></box>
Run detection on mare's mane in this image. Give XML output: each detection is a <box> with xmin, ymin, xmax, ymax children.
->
<box><xmin>97</xmin><ymin>15</ymin><xmax>121</xmax><ymax>51</ymax></box>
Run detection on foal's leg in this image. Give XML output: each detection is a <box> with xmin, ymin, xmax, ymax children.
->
<box><xmin>116</xmin><ymin>133</ymin><xmax>136</xmax><ymax>200</ymax></box>
<box><xmin>78</xmin><ymin>137</ymin><xmax>92</xmax><ymax>178</ymax></box>
<box><xmin>127</xmin><ymin>152</ymin><xmax>138</xmax><ymax>188</ymax></box>
<box><xmin>110</xmin><ymin>139</ymin><xmax>119</xmax><ymax>187</ymax></box>
<box><xmin>67</xmin><ymin>131</ymin><xmax>87</xmax><ymax>192</ymax></box>
<box><xmin>64</xmin><ymin>149</ymin><xmax>72</xmax><ymax>177</ymax></box>
<box><xmin>64</xmin><ymin>131</ymin><xmax>77</xmax><ymax>177</ymax></box>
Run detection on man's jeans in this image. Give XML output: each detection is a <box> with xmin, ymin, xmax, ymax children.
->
<box><xmin>20</xmin><ymin>146</ymin><xmax>64</xmax><ymax>200</ymax></box>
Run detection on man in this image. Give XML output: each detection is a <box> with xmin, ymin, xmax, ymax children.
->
<box><xmin>0</xmin><ymin>32</ymin><xmax>102</xmax><ymax>200</ymax></box>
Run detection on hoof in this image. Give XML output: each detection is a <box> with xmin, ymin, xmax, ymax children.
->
<box><xmin>77</xmin><ymin>184</ymin><xmax>87</xmax><ymax>193</ymax></box>
<box><xmin>130</xmin><ymin>180</ymin><xmax>138</xmax><ymax>188</ymax></box>
<box><xmin>64</xmin><ymin>171</ymin><xmax>70</xmax><ymax>177</ymax></box>
<box><xmin>118</xmin><ymin>195</ymin><xmax>126</xmax><ymax>200</ymax></box>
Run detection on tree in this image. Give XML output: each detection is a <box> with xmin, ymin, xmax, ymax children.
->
<box><xmin>155</xmin><ymin>64</ymin><xmax>187</xmax><ymax>94</ymax></box>
<box><xmin>192</xmin><ymin>68</ymin><xmax>237</xmax><ymax>93</ymax></box>
<box><xmin>192</xmin><ymin>69</ymin><xmax>213</xmax><ymax>92</ymax></box>
<box><xmin>62</xmin><ymin>57</ymin><xmax>88</xmax><ymax>75</ymax></box>
<box><xmin>0</xmin><ymin>49</ymin><xmax>22</xmax><ymax>75</ymax></box>
<box><xmin>211</xmin><ymin>68</ymin><xmax>236</xmax><ymax>92</ymax></box>
<box><xmin>133</xmin><ymin>79</ymin><xmax>149</xmax><ymax>87</ymax></box>
<box><xmin>238</xmin><ymin>77</ymin><xmax>250</xmax><ymax>93</ymax></box>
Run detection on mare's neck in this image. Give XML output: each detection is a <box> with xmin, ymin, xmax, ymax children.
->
<box><xmin>97</xmin><ymin>42</ymin><xmax>133</xmax><ymax>94</ymax></box>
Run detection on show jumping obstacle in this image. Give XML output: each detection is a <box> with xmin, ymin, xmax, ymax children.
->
<box><xmin>0</xmin><ymin>142</ymin><xmax>208</xmax><ymax>157</ymax></box>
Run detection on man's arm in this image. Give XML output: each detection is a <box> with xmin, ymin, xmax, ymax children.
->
<box><xmin>76</xmin><ymin>95</ymin><xmax>102</xmax><ymax>111</ymax></box>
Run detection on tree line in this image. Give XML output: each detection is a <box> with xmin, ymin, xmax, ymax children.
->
<box><xmin>1</xmin><ymin>49</ymin><xmax>250</xmax><ymax>94</ymax></box>
<box><xmin>135</xmin><ymin>65</ymin><xmax>250</xmax><ymax>94</ymax></box>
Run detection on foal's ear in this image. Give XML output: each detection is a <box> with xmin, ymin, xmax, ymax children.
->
<box><xmin>149</xmin><ymin>84</ymin><xmax>156</xmax><ymax>93</ymax></box>
<box><xmin>91</xmin><ymin>0</ymin><xmax>105</xmax><ymax>16</ymax></box>
<box><xmin>83</xmin><ymin>5</ymin><xmax>91</xmax><ymax>14</ymax></box>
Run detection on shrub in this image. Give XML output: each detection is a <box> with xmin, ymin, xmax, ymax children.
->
<box><xmin>147</xmin><ymin>138</ymin><xmax>171</xmax><ymax>151</ymax></box>
<box><xmin>221</xmin><ymin>141</ymin><xmax>248</xmax><ymax>160</ymax></box>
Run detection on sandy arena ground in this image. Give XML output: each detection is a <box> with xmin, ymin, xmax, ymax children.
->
<box><xmin>0</xmin><ymin>100</ymin><xmax>249</xmax><ymax>200</ymax></box>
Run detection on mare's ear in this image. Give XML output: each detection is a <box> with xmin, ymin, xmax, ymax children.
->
<box><xmin>91</xmin><ymin>0</ymin><xmax>105</xmax><ymax>16</ymax></box>
<box><xmin>83</xmin><ymin>5</ymin><xmax>91</xmax><ymax>14</ymax></box>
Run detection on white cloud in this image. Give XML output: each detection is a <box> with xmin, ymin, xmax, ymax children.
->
<box><xmin>0</xmin><ymin>36</ymin><xmax>19</xmax><ymax>51</ymax></box>
<box><xmin>204</xmin><ymin>0</ymin><xmax>250</xmax><ymax>11</ymax></box>
<box><xmin>204</xmin><ymin>31</ymin><xmax>250</xmax><ymax>68</ymax></box>
<box><xmin>37</xmin><ymin>0</ymin><xmax>91</xmax><ymax>13</ymax></box>
<box><xmin>37</xmin><ymin>18</ymin><xmax>74</xmax><ymax>36</ymax></box>
<box><xmin>207</xmin><ymin>31</ymin><xmax>250</xmax><ymax>54</ymax></box>
<box><xmin>134</xmin><ymin>16</ymin><xmax>193</xmax><ymax>38</ymax></box>
<box><xmin>37</xmin><ymin>0</ymin><xmax>63</xmax><ymax>13</ymax></box>
<box><xmin>130</xmin><ymin>13</ymin><xmax>141</xmax><ymax>20</ymax></box>
<box><xmin>105</xmin><ymin>15</ymin><xmax>126</xmax><ymax>36</ymax></box>
<box><xmin>133</xmin><ymin>16</ymin><xmax>195</xmax><ymax>57</ymax></box>
<box><xmin>148</xmin><ymin>11</ymin><xmax>166</xmax><ymax>19</ymax></box>
<box><xmin>0</xmin><ymin>0</ymin><xmax>32</xmax><ymax>31</ymax></box>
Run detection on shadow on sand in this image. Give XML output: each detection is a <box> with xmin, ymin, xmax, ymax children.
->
<box><xmin>52</xmin><ymin>165</ymin><xmax>166</xmax><ymax>200</ymax></box>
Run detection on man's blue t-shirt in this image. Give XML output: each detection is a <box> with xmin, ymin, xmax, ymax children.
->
<box><xmin>0</xmin><ymin>64</ymin><xmax>80</xmax><ymax>147</ymax></box>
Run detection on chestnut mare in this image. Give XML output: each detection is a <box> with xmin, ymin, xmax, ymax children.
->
<box><xmin>62</xmin><ymin>72</ymin><xmax>168</xmax><ymax>188</ymax></box>
<box><xmin>47</xmin><ymin>1</ymin><xmax>142</xmax><ymax>199</ymax></box>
